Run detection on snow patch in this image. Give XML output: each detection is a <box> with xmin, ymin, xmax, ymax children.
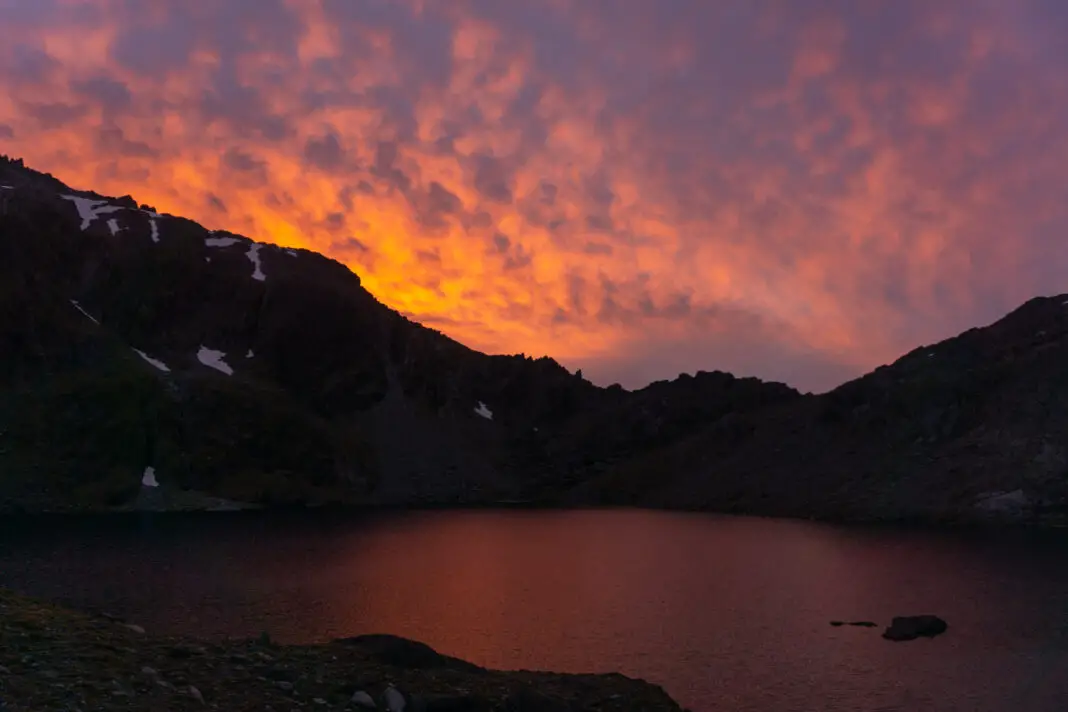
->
<box><xmin>246</xmin><ymin>349</ymin><xmax>254</xmax><ymax>358</ymax></box>
<box><xmin>69</xmin><ymin>299</ymin><xmax>99</xmax><ymax>325</ymax></box>
<box><xmin>284</xmin><ymin>248</ymin><xmax>298</xmax><ymax>257</ymax></box>
<box><xmin>60</xmin><ymin>194</ymin><xmax>124</xmax><ymax>230</ymax></box>
<box><xmin>141</xmin><ymin>208</ymin><xmax>163</xmax><ymax>218</ymax></box>
<box><xmin>106</xmin><ymin>218</ymin><xmax>123</xmax><ymax>236</ymax></box>
<box><xmin>246</xmin><ymin>243</ymin><xmax>266</xmax><ymax>281</ymax></box>
<box><xmin>132</xmin><ymin>348</ymin><xmax>170</xmax><ymax>373</ymax></box>
<box><xmin>148</xmin><ymin>219</ymin><xmax>159</xmax><ymax>243</ymax></box>
<box><xmin>205</xmin><ymin>236</ymin><xmax>240</xmax><ymax>248</ymax></box>
<box><xmin>474</xmin><ymin>401</ymin><xmax>493</xmax><ymax>420</ymax></box>
<box><xmin>197</xmin><ymin>346</ymin><xmax>233</xmax><ymax>375</ymax></box>
<box><xmin>141</xmin><ymin>466</ymin><xmax>159</xmax><ymax>488</ymax></box>
<box><xmin>0</xmin><ymin>185</ymin><xmax>12</xmax><ymax>189</ymax></box>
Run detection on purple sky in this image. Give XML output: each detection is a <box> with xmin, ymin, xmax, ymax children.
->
<box><xmin>2</xmin><ymin>0</ymin><xmax>1067</xmax><ymax>391</ymax></box>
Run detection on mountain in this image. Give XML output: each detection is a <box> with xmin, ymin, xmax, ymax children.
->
<box><xmin>571</xmin><ymin>295</ymin><xmax>1068</xmax><ymax>525</ymax></box>
<box><xmin>2</xmin><ymin>155</ymin><xmax>1065</xmax><ymax>525</ymax></box>
<box><xmin>0</xmin><ymin>155</ymin><xmax>797</xmax><ymax>513</ymax></box>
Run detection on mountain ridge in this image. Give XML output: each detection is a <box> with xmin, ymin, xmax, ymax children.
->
<box><xmin>0</xmin><ymin>155</ymin><xmax>800</xmax><ymax>513</ymax></box>
<box><xmin>2</xmin><ymin>154</ymin><xmax>1065</xmax><ymax>525</ymax></box>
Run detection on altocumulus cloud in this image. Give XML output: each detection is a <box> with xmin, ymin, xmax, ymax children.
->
<box><xmin>2</xmin><ymin>0</ymin><xmax>1068</xmax><ymax>391</ymax></box>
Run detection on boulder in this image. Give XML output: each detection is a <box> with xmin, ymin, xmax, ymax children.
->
<box><xmin>351</xmin><ymin>690</ymin><xmax>376</xmax><ymax>708</ymax></box>
<box><xmin>383</xmin><ymin>685</ymin><xmax>406</xmax><ymax>712</ymax></box>
<box><xmin>334</xmin><ymin>634</ymin><xmax>480</xmax><ymax>671</ymax></box>
<box><xmin>882</xmin><ymin>615</ymin><xmax>948</xmax><ymax>641</ymax></box>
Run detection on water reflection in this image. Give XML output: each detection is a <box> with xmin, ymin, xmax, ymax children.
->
<box><xmin>2</xmin><ymin>510</ymin><xmax>1067</xmax><ymax>711</ymax></box>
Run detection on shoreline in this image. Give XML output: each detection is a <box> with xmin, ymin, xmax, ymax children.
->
<box><xmin>1</xmin><ymin>498</ymin><xmax>1064</xmax><ymax>531</ymax></box>
<box><xmin>0</xmin><ymin>587</ymin><xmax>686</xmax><ymax>711</ymax></box>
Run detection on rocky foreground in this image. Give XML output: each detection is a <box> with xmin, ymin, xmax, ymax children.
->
<box><xmin>0</xmin><ymin>589</ymin><xmax>685</xmax><ymax>711</ymax></box>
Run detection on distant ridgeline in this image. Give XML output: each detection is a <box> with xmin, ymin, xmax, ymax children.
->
<box><xmin>0</xmin><ymin>154</ymin><xmax>1066</xmax><ymax>524</ymax></box>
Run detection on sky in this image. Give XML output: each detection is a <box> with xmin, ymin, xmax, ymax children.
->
<box><xmin>1</xmin><ymin>0</ymin><xmax>1067</xmax><ymax>393</ymax></box>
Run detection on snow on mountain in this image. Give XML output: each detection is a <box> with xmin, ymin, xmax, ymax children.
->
<box><xmin>69</xmin><ymin>299</ymin><xmax>99</xmax><ymax>325</ymax></box>
<box><xmin>247</xmin><ymin>243</ymin><xmax>266</xmax><ymax>281</ymax></box>
<box><xmin>60</xmin><ymin>194</ymin><xmax>124</xmax><ymax>231</ymax></box>
<box><xmin>205</xmin><ymin>236</ymin><xmax>240</xmax><ymax>248</ymax></box>
<box><xmin>141</xmin><ymin>467</ymin><xmax>159</xmax><ymax>488</ymax></box>
<box><xmin>196</xmin><ymin>346</ymin><xmax>233</xmax><ymax>375</ymax></box>
<box><xmin>132</xmin><ymin>348</ymin><xmax>170</xmax><ymax>373</ymax></box>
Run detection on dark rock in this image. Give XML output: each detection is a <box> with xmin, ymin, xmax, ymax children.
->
<box><xmin>882</xmin><ymin>615</ymin><xmax>948</xmax><ymax>641</ymax></box>
<box><xmin>168</xmin><ymin>644</ymin><xmax>205</xmax><ymax>658</ymax></box>
<box><xmin>504</xmin><ymin>688</ymin><xmax>573</xmax><ymax>712</ymax></box>
<box><xmin>382</xmin><ymin>685</ymin><xmax>406</xmax><ymax>712</ymax></box>
<box><xmin>416</xmin><ymin>694</ymin><xmax>493</xmax><ymax>711</ymax></box>
<box><xmin>351</xmin><ymin>690</ymin><xmax>376</xmax><ymax>708</ymax></box>
<box><xmin>187</xmin><ymin>685</ymin><xmax>205</xmax><ymax>704</ymax></box>
<box><xmin>334</xmin><ymin>634</ymin><xmax>479</xmax><ymax>671</ymax></box>
<box><xmin>264</xmin><ymin>666</ymin><xmax>295</xmax><ymax>682</ymax></box>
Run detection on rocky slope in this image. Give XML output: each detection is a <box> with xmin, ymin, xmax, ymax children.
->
<box><xmin>0</xmin><ymin>156</ymin><xmax>797</xmax><ymax>512</ymax></box>
<box><xmin>0</xmin><ymin>587</ymin><xmax>686</xmax><ymax>711</ymax></box>
<box><xmin>574</xmin><ymin>295</ymin><xmax>1068</xmax><ymax>525</ymax></box>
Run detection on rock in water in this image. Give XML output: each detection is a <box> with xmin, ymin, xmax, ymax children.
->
<box><xmin>882</xmin><ymin>615</ymin><xmax>948</xmax><ymax>641</ymax></box>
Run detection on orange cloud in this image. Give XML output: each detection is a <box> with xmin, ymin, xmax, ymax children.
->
<box><xmin>2</xmin><ymin>0</ymin><xmax>1068</xmax><ymax>391</ymax></box>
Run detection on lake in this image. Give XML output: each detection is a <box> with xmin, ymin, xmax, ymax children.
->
<box><xmin>2</xmin><ymin>509</ymin><xmax>1067</xmax><ymax>711</ymax></box>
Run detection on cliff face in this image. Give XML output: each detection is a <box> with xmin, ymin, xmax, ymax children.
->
<box><xmin>0</xmin><ymin>156</ymin><xmax>798</xmax><ymax>512</ymax></box>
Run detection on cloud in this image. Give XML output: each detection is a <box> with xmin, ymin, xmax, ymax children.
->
<box><xmin>2</xmin><ymin>0</ymin><xmax>1068</xmax><ymax>391</ymax></box>
<box><xmin>303</xmin><ymin>131</ymin><xmax>344</xmax><ymax>171</ymax></box>
<box><xmin>71</xmin><ymin>76</ymin><xmax>131</xmax><ymax>109</ymax></box>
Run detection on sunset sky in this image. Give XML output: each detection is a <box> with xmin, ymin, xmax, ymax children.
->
<box><xmin>2</xmin><ymin>0</ymin><xmax>1067</xmax><ymax>393</ymax></box>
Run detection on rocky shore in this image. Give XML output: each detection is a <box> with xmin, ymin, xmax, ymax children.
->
<box><xmin>0</xmin><ymin>589</ymin><xmax>685</xmax><ymax>711</ymax></box>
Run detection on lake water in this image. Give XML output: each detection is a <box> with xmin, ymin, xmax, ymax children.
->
<box><xmin>2</xmin><ymin>509</ymin><xmax>1067</xmax><ymax>711</ymax></box>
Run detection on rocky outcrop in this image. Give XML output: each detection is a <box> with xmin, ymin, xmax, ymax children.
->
<box><xmin>0</xmin><ymin>587</ymin><xmax>686</xmax><ymax>711</ymax></box>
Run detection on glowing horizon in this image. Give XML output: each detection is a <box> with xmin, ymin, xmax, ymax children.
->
<box><xmin>3</xmin><ymin>0</ymin><xmax>1068</xmax><ymax>393</ymax></box>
